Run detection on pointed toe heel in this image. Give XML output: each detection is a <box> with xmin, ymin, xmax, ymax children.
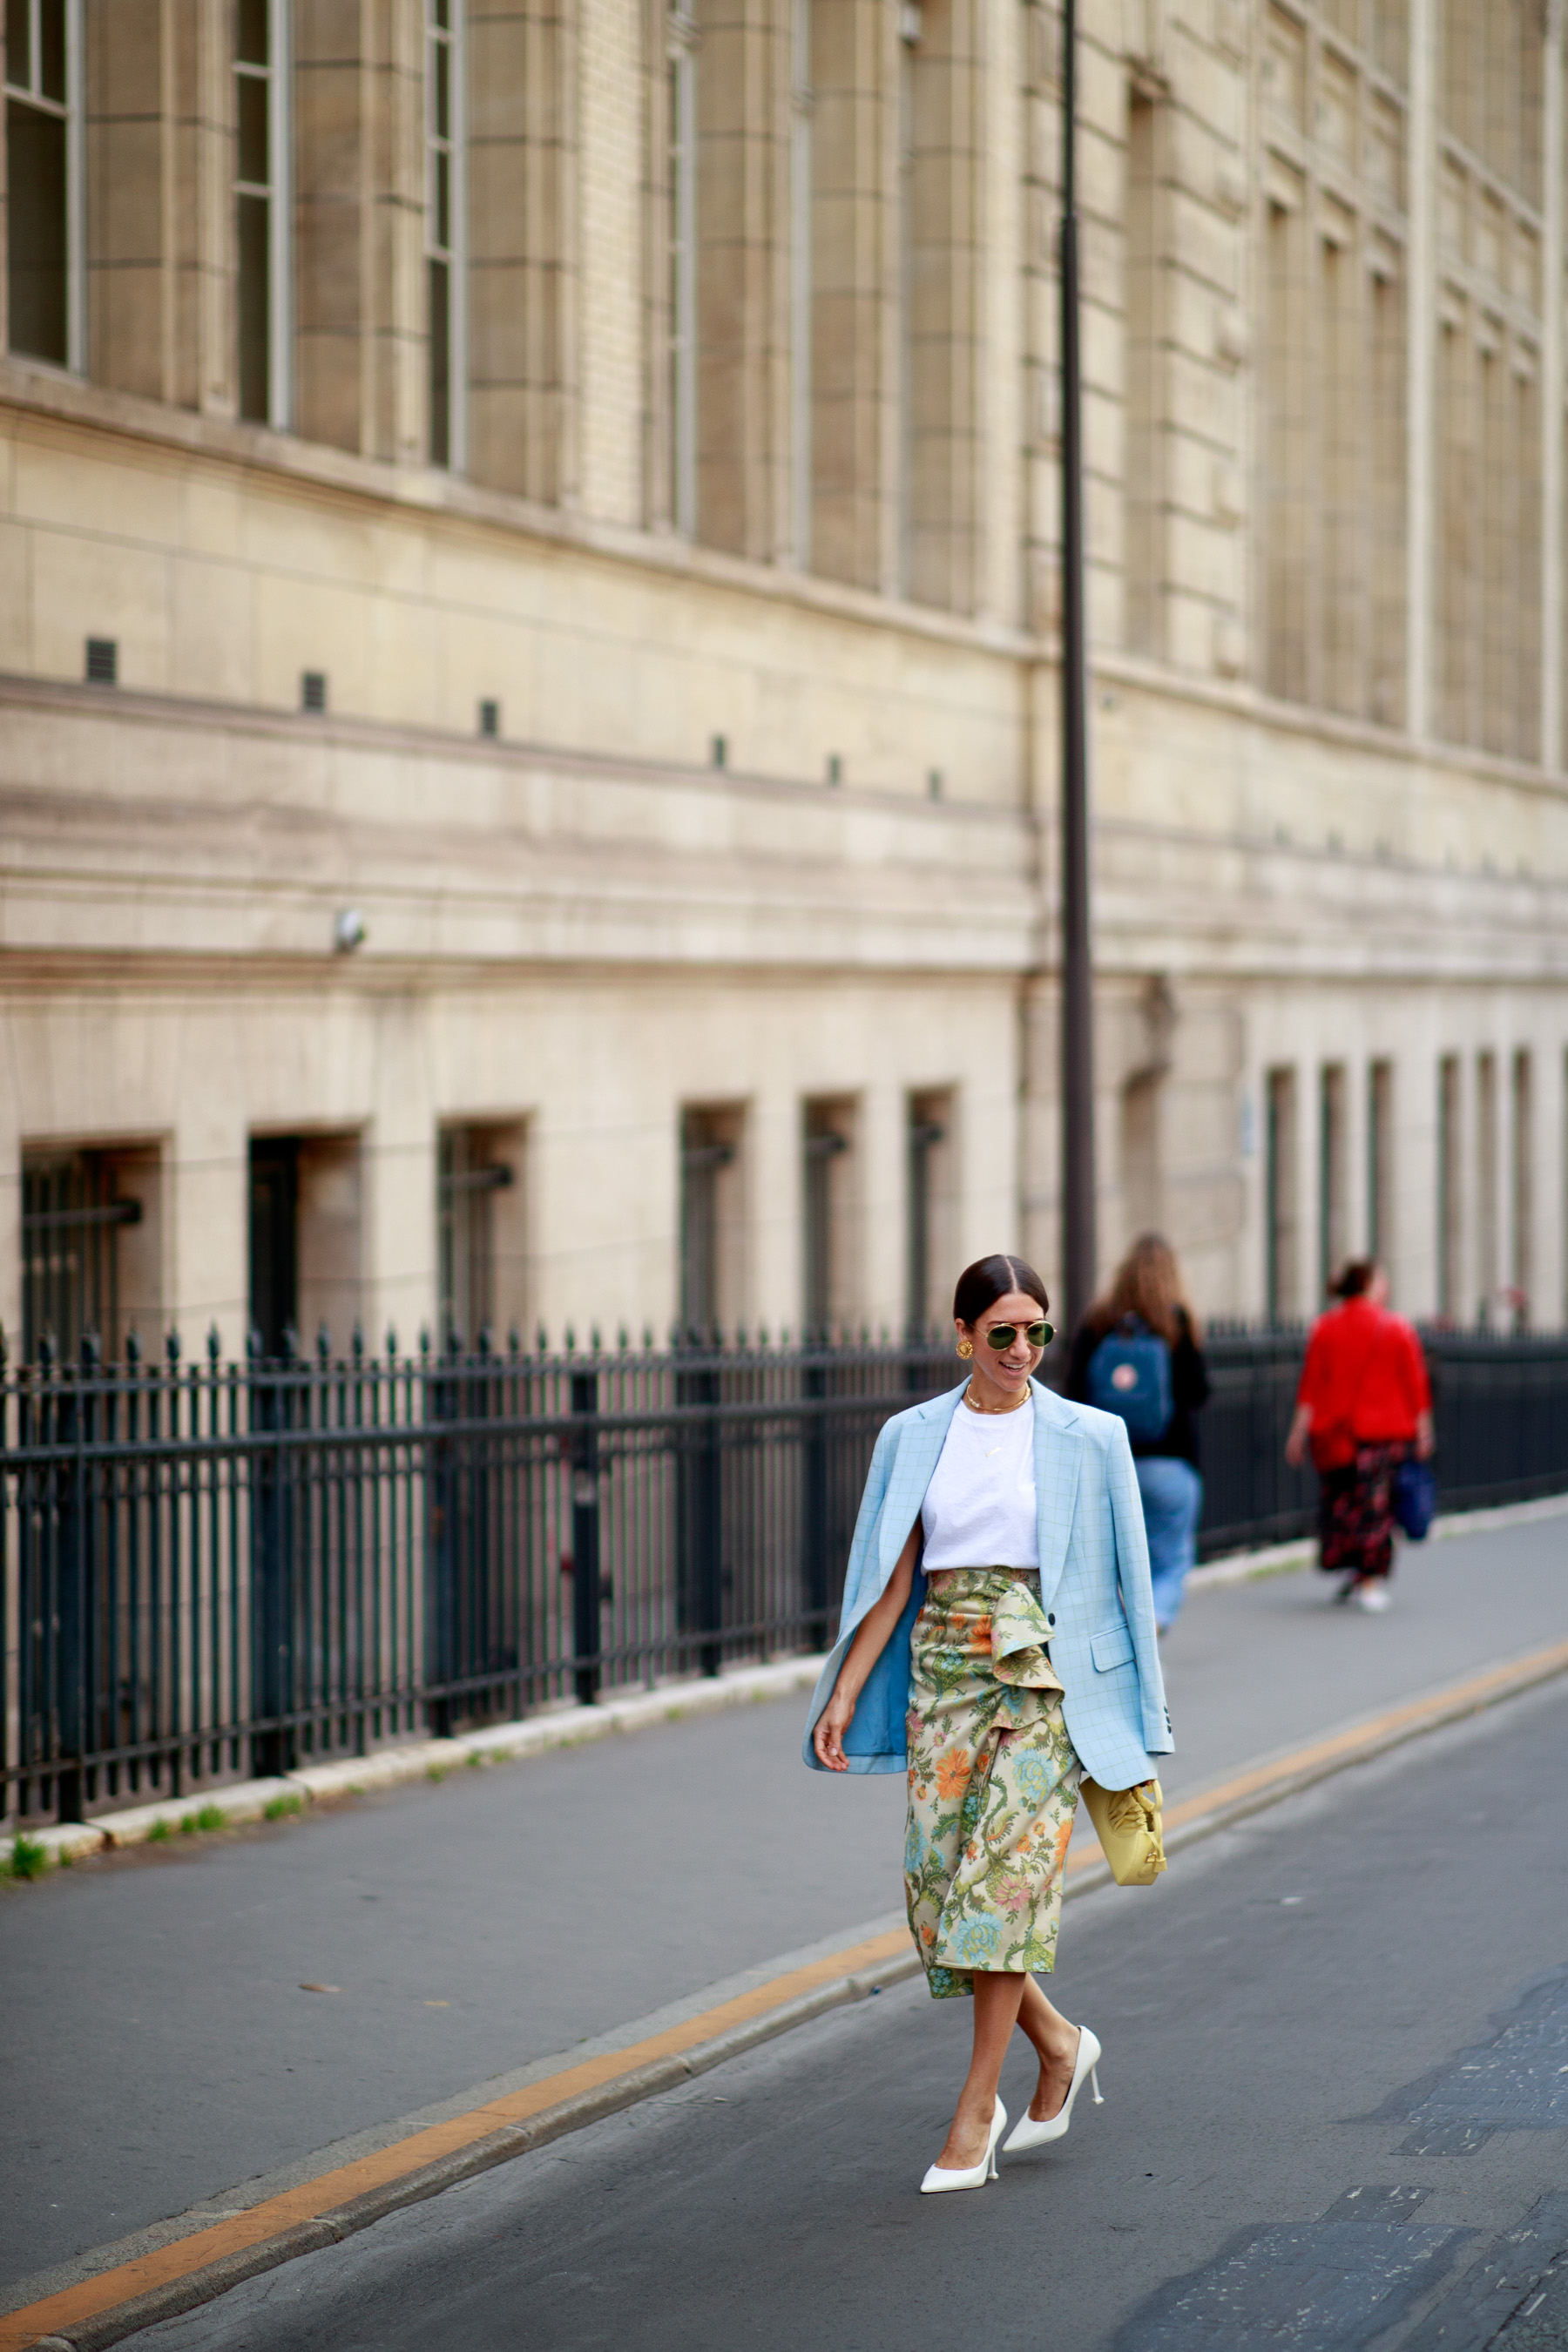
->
<box><xmin>1002</xmin><ymin>2026</ymin><xmax>1103</xmax><ymax>2153</ymax></box>
<box><xmin>920</xmin><ymin>2099</ymin><xmax>1007</xmax><ymax>2193</ymax></box>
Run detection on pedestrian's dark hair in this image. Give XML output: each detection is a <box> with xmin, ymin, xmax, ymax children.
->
<box><xmin>952</xmin><ymin>1254</ymin><xmax>1050</xmax><ymax>1327</ymax></box>
<box><xmin>1331</xmin><ymin>1258</ymin><xmax>1377</xmax><ymax>1300</ymax></box>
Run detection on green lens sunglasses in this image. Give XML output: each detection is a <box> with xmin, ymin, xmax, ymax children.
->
<box><xmin>983</xmin><ymin>1321</ymin><xmax>1054</xmax><ymax>1350</ymax></box>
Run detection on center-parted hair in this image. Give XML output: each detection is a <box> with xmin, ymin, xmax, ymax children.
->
<box><xmin>952</xmin><ymin>1254</ymin><xmax>1050</xmax><ymax>1327</ymax></box>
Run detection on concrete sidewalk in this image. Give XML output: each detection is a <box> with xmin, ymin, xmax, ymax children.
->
<box><xmin>3</xmin><ymin>1508</ymin><xmax>1564</xmax><ymax>2310</ymax></box>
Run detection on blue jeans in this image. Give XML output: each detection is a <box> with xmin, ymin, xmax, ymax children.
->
<box><xmin>1136</xmin><ymin>1456</ymin><xmax>1204</xmax><ymax>1630</ymax></box>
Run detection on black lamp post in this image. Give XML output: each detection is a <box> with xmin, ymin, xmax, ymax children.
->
<box><xmin>1059</xmin><ymin>0</ymin><xmax>1095</xmax><ymax>1335</ymax></box>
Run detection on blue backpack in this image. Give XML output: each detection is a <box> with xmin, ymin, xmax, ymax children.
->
<box><xmin>1087</xmin><ymin>1315</ymin><xmax>1173</xmax><ymax>1445</ymax></box>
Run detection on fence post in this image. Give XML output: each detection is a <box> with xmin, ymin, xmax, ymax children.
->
<box><xmin>54</xmin><ymin>1343</ymin><xmax>89</xmax><ymax>1822</ymax></box>
<box><xmin>426</xmin><ymin>1335</ymin><xmax>459</xmax><ymax>1739</ymax></box>
<box><xmin>677</xmin><ymin>1345</ymin><xmax>723</xmax><ymax>1680</ymax></box>
<box><xmin>571</xmin><ymin>1369</ymin><xmax>601</xmax><ymax>1705</ymax></box>
<box><xmin>248</xmin><ymin>1332</ymin><xmax>294</xmax><ymax>1778</ymax></box>
<box><xmin>801</xmin><ymin>1342</ymin><xmax>828</xmax><ymax>1643</ymax></box>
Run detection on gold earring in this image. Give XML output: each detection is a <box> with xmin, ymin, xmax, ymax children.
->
<box><xmin>956</xmin><ymin>1339</ymin><xmax>974</xmax><ymax>1359</ymax></box>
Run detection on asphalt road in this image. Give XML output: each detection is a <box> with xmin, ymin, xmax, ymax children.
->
<box><xmin>3</xmin><ymin>1510</ymin><xmax>1565</xmax><ymax>2307</ymax></box>
<box><xmin>136</xmin><ymin>1673</ymin><xmax>1568</xmax><ymax>2352</ymax></box>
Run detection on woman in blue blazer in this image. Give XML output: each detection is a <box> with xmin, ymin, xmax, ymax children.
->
<box><xmin>804</xmin><ymin>1254</ymin><xmax>1171</xmax><ymax>2193</ymax></box>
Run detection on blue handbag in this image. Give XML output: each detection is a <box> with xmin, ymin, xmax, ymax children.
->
<box><xmin>1393</xmin><ymin>1456</ymin><xmax>1436</xmax><ymax>1541</ymax></box>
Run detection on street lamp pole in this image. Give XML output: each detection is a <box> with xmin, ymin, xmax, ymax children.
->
<box><xmin>1059</xmin><ymin>0</ymin><xmax>1095</xmax><ymax>1335</ymax></box>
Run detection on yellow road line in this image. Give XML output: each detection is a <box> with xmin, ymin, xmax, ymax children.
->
<box><xmin>8</xmin><ymin>1635</ymin><xmax>1568</xmax><ymax>2350</ymax></box>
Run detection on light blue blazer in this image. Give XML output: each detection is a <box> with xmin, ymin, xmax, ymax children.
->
<box><xmin>801</xmin><ymin>1378</ymin><xmax>1173</xmax><ymax>1790</ymax></box>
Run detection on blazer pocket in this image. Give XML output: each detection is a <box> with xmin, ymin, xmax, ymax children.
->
<box><xmin>1090</xmin><ymin>1619</ymin><xmax>1136</xmax><ymax>1673</ymax></box>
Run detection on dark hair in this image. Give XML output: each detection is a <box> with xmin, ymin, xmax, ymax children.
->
<box><xmin>952</xmin><ymin>1254</ymin><xmax>1050</xmax><ymax>1327</ymax></box>
<box><xmin>1331</xmin><ymin>1258</ymin><xmax>1377</xmax><ymax>1300</ymax></box>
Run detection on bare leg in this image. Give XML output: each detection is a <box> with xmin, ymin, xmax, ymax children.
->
<box><xmin>1016</xmin><ymin>1977</ymin><xmax>1083</xmax><ymax>2121</ymax></box>
<box><xmin>934</xmin><ymin>1972</ymin><xmax>1028</xmax><ymax>2170</ymax></box>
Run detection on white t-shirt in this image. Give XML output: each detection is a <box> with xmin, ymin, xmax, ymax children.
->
<box><xmin>920</xmin><ymin>1394</ymin><xmax>1038</xmax><ymax>1570</ymax></box>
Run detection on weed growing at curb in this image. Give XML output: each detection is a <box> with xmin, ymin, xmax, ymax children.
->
<box><xmin>466</xmin><ymin>1751</ymin><xmax>485</xmax><ymax>1768</ymax></box>
<box><xmin>146</xmin><ymin>1819</ymin><xmax>172</xmax><ymax>1842</ymax></box>
<box><xmin>3</xmin><ymin>1833</ymin><xmax>49</xmax><ymax>1881</ymax></box>
<box><xmin>180</xmin><ymin>1803</ymin><xmax>228</xmax><ymax>1835</ymax></box>
<box><xmin>263</xmin><ymin>1793</ymin><xmax>304</xmax><ymax>1821</ymax></box>
<box><xmin>427</xmin><ymin>1765</ymin><xmax>449</xmax><ymax>1783</ymax></box>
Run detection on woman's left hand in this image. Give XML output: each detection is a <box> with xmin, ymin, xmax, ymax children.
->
<box><xmin>814</xmin><ymin>1684</ymin><xmax>857</xmax><ymax>1772</ymax></box>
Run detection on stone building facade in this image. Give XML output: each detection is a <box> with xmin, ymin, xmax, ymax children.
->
<box><xmin>0</xmin><ymin>0</ymin><xmax>1565</xmax><ymax>1359</ymax></box>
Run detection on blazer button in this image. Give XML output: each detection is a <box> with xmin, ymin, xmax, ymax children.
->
<box><xmin>1046</xmin><ymin>1612</ymin><xmax>1056</xmax><ymax>1627</ymax></box>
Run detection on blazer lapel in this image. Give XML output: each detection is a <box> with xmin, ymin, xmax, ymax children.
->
<box><xmin>1032</xmin><ymin>1381</ymin><xmax>1084</xmax><ymax>1610</ymax></box>
<box><xmin>877</xmin><ymin>1384</ymin><xmax>964</xmax><ymax>1575</ymax></box>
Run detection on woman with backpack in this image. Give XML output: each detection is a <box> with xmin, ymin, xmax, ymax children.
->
<box><xmin>1066</xmin><ymin>1234</ymin><xmax>1210</xmax><ymax>1634</ymax></box>
<box><xmin>1284</xmin><ymin>1260</ymin><xmax>1435</xmax><ymax>1612</ymax></box>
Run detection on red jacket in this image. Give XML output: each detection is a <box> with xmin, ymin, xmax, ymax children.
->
<box><xmin>1295</xmin><ymin>1298</ymin><xmax>1431</xmax><ymax>1470</ymax></box>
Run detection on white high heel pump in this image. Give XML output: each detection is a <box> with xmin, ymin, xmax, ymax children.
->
<box><xmin>919</xmin><ymin>2099</ymin><xmax>1007</xmax><ymax>2193</ymax></box>
<box><xmin>1002</xmin><ymin>2025</ymin><xmax>1103</xmax><ymax>2153</ymax></box>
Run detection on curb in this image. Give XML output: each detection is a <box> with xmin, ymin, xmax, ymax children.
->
<box><xmin>12</xmin><ymin>1634</ymin><xmax>1568</xmax><ymax>2352</ymax></box>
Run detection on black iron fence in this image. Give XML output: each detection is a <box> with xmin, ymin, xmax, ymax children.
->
<box><xmin>3</xmin><ymin>1325</ymin><xmax>1565</xmax><ymax>1826</ymax></box>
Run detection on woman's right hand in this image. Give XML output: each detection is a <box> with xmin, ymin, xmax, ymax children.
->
<box><xmin>813</xmin><ymin>1682</ymin><xmax>857</xmax><ymax>1772</ymax></box>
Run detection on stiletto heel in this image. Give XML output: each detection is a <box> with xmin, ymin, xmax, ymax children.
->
<box><xmin>1002</xmin><ymin>2026</ymin><xmax>1103</xmax><ymax>2153</ymax></box>
<box><xmin>920</xmin><ymin>2099</ymin><xmax>1007</xmax><ymax>2193</ymax></box>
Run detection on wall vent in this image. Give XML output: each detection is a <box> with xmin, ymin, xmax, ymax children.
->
<box><xmin>478</xmin><ymin>699</ymin><xmax>500</xmax><ymax>738</ymax></box>
<box><xmin>85</xmin><ymin>639</ymin><xmax>118</xmax><ymax>686</ymax></box>
<box><xmin>301</xmin><ymin>672</ymin><xmax>328</xmax><ymax>713</ymax></box>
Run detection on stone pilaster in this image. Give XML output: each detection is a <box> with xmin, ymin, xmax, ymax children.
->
<box><xmin>468</xmin><ymin>2</ymin><xmax>579</xmax><ymax>504</ymax></box>
<box><xmin>294</xmin><ymin>0</ymin><xmax>426</xmax><ymax>464</ymax></box>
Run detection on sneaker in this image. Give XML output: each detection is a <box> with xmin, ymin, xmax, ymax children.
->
<box><xmin>1354</xmin><ymin>1580</ymin><xmax>1391</xmax><ymax>1613</ymax></box>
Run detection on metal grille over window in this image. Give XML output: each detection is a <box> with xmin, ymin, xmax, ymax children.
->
<box><xmin>234</xmin><ymin>0</ymin><xmax>290</xmax><ymax>427</ymax></box>
<box><xmin>5</xmin><ymin>0</ymin><xmax>81</xmax><ymax>368</ymax></box>
<box><xmin>679</xmin><ymin>1108</ymin><xmax>743</xmax><ymax>1337</ymax></box>
<box><xmin>803</xmin><ymin>1100</ymin><xmax>855</xmax><ymax>1338</ymax></box>
<box><xmin>22</xmin><ymin>1151</ymin><xmax>142</xmax><ymax>1361</ymax></box>
<box><xmin>438</xmin><ymin>1126</ymin><xmax>517</xmax><ymax>1348</ymax></box>
<box><xmin>427</xmin><ymin>0</ymin><xmax>464</xmax><ymax>470</ymax></box>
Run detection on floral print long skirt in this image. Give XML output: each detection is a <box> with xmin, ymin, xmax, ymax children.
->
<box><xmin>1318</xmin><ymin>1442</ymin><xmax>1406</xmax><ymax>1579</ymax></box>
<box><xmin>904</xmin><ymin>1569</ymin><xmax>1081</xmax><ymax>2001</ymax></box>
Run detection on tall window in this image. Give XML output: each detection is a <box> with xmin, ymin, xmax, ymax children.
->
<box><xmin>666</xmin><ymin>10</ymin><xmax>698</xmax><ymax>535</ymax></box>
<box><xmin>426</xmin><ymin>0</ymin><xmax>464</xmax><ymax>469</ymax></box>
<box><xmin>22</xmin><ymin>1143</ymin><xmax>159</xmax><ymax>1361</ymax></box>
<box><xmin>1318</xmin><ymin>1064</ymin><xmax>1346</xmax><ymax>1299</ymax></box>
<box><xmin>1436</xmin><ymin>1054</ymin><xmax>1461</xmax><ymax>1322</ymax></box>
<box><xmin>1367</xmin><ymin>1059</ymin><xmax>1393</xmax><ymax>1269</ymax></box>
<box><xmin>437</xmin><ymin>1122</ymin><xmax>524</xmax><ymax>1346</ymax></box>
<box><xmin>1124</xmin><ymin>89</ymin><xmax>1166</xmax><ymax>657</ymax></box>
<box><xmin>788</xmin><ymin>0</ymin><xmax>811</xmax><ymax>567</ymax></box>
<box><xmin>5</xmin><ymin>0</ymin><xmax>81</xmax><ymax>368</ymax></box>
<box><xmin>896</xmin><ymin>0</ymin><xmax>980</xmax><ymax>612</ymax></box>
<box><xmin>1475</xmin><ymin>1049</ymin><xmax>1497</xmax><ymax>1318</ymax></box>
<box><xmin>906</xmin><ymin>1091</ymin><xmax>954</xmax><ymax>1335</ymax></box>
<box><xmin>1510</xmin><ymin>1048</ymin><xmax>1531</xmax><ymax>1325</ymax></box>
<box><xmin>803</xmin><ymin>1098</ymin><xmax>855</xmax><ymax>1336</ymax></box>
<box><xmin>235</xmin><ymin>0</ymin><xmax>289</xmax><ymax>426</ymax></box>
<box><xmin>1259</xmin><ymin>7</ymin><xmax>1409</xmax><ymax>722</ymax></box>
<box><xmin>679</xmin><ymin>1106</ymin><xmax>745</xmax><ymax>1335</ymax></box>
<box><xmin>248</xmin><ymin>1133</ymin><xmax>363</xmax><ymax>1357</ymax></box>
<box><xmin>1266</xmin><ymin>1068</ymin><xmax>1298</xmax><ymax>1321</ymax></box>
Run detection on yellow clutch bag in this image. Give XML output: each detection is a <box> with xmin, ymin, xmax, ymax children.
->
<box><xmin>1078</xmin><ymin>1776</ymin><xmax>1167</xmax><ymax>1886</ymax></box>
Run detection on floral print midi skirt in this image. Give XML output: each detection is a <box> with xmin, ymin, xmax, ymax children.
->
<box><xmin>904</xmin><ymin>1569</ymin><xmax>1081</xmax><ymax>2001</ymax></box>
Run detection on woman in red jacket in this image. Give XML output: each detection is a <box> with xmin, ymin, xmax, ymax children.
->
<box><xmin>1285</xmin><ymin>1260</ymin><xmax>1434</xmax><ymax>1612</ymax></box>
